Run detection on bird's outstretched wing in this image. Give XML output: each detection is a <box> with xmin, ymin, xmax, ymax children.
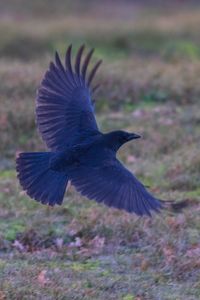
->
<box><xmin>69</xmin><ymin>159</ymin><xmax>162</xmax><ymax>216</ymax></box>
<box><xmin>36</xmin><ymin>45</ymin><xmax>102</xmax><ymax>151</ymax></box>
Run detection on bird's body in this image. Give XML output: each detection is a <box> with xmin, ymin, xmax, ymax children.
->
<box><xmin>16</xmin><ymin>45</ymin><xmax>163</xmax><ymax>216</ymax></box>
<box><xmin>47</xmin><ymin>131</ymin><xmax>139</xmax><ymax>171</ymax></box>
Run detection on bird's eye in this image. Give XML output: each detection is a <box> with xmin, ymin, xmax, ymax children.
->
<box><xmin>119</xmin><ymin>134</ymin><xmax>127</xmax><ymax>143</ymax></box>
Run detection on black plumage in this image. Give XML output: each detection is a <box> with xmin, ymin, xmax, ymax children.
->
<box><xmin>16</xmin><ymin>45</ymin><xmax>163</xmax><ymax>216</ymax></box>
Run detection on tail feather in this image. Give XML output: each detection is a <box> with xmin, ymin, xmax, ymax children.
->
<box><xmin>16</xmin><ymin>152</ymin><xmax>68</xmax><ymax>206</ymax></box>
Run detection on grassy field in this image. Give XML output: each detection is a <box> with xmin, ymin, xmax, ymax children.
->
<box><xmin>0</xmin><ymin>1</ymin><xmax>200</xmax><ymax>299</ymax></box>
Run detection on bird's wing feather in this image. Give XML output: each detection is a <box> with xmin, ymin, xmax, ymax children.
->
<box><xmin>36</xmin><ymin>45</ymin><xmax>102</xmax><ymax>151</ymax></box>
<box><xmin>69</xmin><ymin>159</ymin><xmax>162</xmax><ymax>216</ymax></box>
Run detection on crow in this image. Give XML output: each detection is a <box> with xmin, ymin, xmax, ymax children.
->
<box><xmin>16</xmin><ymin>45</ymin><xmax>162</xmax><ymax>216</ymax></box>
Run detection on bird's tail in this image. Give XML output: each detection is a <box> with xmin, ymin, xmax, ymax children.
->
<box><xmin>16</xmin><ymin>152</ymin><xmax>68</xmax><ymax>206</ymax></box>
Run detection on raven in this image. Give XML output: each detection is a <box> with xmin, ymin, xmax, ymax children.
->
<box><xmin>16</xmin><ymin>45</ymin><xmax>162</xmax><ymax>216</ymax></box>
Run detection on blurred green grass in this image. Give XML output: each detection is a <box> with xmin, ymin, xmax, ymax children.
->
<box><xmin>0</xmin><ymin>1</ymin><xmax>200</xmax><ymax>299</ymax></box>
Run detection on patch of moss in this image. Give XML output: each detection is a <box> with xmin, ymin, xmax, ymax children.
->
<box><xmin>123</xmin><ymin>294</ymin><xmax>135</xmax><ymax>300</ymax></box>
<box><xmin>99</xmin><ymin>270</ymin><xmax>111</xmax><ymax>277</ymax></box>
<box><xmin>0</xmin><ymin>259</ymin><xmax>6</xmax><ymax>270</ymax></box>
<box><xmin>142</xmin><ymin>90</ymin><xmax>168</xmax><ymax>104</ymax></box>
<box><xmin>1</xmin><ymin>222</ymin><xmax>26</xmax><ymax>241</ymax></box>
<box><xmin>138</xmin><ymin>176</ymin><xmax>154</xmax><ymax>189</ymax></box>
<box><xmin>163</xmin><ymin>40</ymin><xmax>200</xmax><ymax>61</ymax></box>
<box><xmin>186</xmin><ymin>188</ymin><xmax>200</xmax><ymax>198</ymax></box>
<box><xmin>71</xmin><ymin>260</ymin><xmax>99</xmax><ymax>272</ymax></box>
<box><xmin>0</xmin><ymin>170</ymin><xmax>15</xmax><ymax>179</ymax></box>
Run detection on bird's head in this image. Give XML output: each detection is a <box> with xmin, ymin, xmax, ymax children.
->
<box><xmin>105</xmin><ymin>130</ymin><xmax>141</xmax><ymax>151</ymax></box>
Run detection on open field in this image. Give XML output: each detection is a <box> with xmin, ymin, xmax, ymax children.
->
<box><xmin>0</xmin><ymin>1</ymin><xmax>200</xmax><ymax>299</ymax></box>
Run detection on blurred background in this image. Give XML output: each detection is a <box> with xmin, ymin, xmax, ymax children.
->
<box><xmin>0</xmin><ymin>1</ymin><xmax>200</xmax><ymax>299</ymax></box>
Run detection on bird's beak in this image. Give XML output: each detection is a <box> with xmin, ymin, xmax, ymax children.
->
<box><xmin>128</xmin><ymin>133</ymin><xmax>141</xmax><ymax>141</ymax></box>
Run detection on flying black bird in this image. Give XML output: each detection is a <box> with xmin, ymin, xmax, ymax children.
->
<box><xmin>16</xmin><ymin>45</ymin><xmax>162</xmax><ymax>216</ymax></box>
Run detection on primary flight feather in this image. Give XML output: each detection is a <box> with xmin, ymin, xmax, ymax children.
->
<box><xmin>16</xmin><ymin>45</ymin><xmax>162</xmax><ymax>216</ymax></box>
